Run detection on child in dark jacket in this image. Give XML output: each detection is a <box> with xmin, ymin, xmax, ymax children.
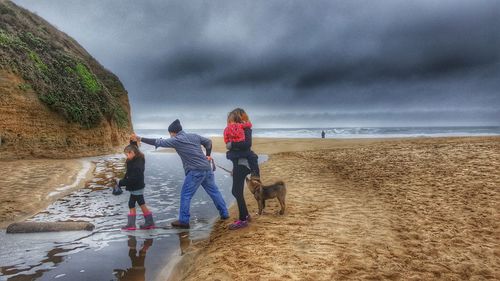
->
<box><xmin>117</xmin><ymin>143</ymin><xmax>155</xmax><ymax>230</ymax></box>
<box><xmin>224</xmin><ymin>111</ymin><xmax>260</xmax><ymax>178</ymax></box>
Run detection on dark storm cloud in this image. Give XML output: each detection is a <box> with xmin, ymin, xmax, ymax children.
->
<box><xmin>137</xmin><ymin>0</ymin><xmax>500</xmax><ymax>90</ymax></box>
<box><xmin>155</xmin><ymin>47</ymin><xmax>232</xmax><ymax>79</ymax></box>
<box><xmin>12</xmin><ymin>0</ymin><xmax>500</xmax><ymax>127</ymax></box>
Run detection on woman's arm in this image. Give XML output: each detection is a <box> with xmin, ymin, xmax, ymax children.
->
<box><xmin>229</xmin><ymin>128</ymin><xmax>252</xmax><ymax>150</ymax></box>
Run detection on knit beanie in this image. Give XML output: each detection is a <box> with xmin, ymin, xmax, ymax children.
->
<box><xmin>168</xmin><ymin>119</ymin><xmax>182</xmax><ymax>133</ymax></box>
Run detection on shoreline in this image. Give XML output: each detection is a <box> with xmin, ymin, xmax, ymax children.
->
<box><xmin>155</xmin><ymin>216</ymin><xmax>221</xmax><ymax>281</ymax></box>
<box><xmin>210</xmin><ymin>135</ymin><xmax>500</xmax><ymax>154</ymax></box>
<box><xmin>163</xmin><ymin>135</ymin><xmax>500</xmax><ymax>280</ymax></box>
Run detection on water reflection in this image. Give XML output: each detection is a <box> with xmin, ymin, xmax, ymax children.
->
<box><xmin>114</xmin><ymin>236</ymin><xmax>153</xmax><ymax>281</ymax></box>
<box><xmin>177</xmin><ymin>232</ymin><xmax>191</xmax><ymax>255</ymax></box>
<box><xmin>0</xmin><ymin>242</ymin><xmax>86</xmax><ymax>281</ymax></box>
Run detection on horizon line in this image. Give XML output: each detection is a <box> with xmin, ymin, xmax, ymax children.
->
<box><xmin>134</xmin><ymin>125</ymin><xmax>500</xmax><ymax>130</ymax></box>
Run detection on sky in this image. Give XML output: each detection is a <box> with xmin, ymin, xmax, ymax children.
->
<box><xmin>13</xmin><ymin>0</ymin><xmax>500</xmax><ymax>129</ymax></box>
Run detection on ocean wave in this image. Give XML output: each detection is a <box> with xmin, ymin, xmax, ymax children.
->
<box><xmin>137</xmin><ymin>127</ymin><xmax>500</xmax><ymax>139</ymax></box>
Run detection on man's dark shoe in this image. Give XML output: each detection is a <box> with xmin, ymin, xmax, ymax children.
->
<box><xmin>171</xmin><ymin>220</ymin><xmax>190</xmax><ymax>229</ymax></box>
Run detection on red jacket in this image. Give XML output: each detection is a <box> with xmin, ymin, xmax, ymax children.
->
<box><xmin>224</xmin><ymin>122</ymin><xmax>252</xmax><ymax>143</ymax></box>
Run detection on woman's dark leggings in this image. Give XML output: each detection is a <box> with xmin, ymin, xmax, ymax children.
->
<box><xmin>232</xmin><ymin>164</ymin><xmax>250</xmax><ymax>221</ymax></box>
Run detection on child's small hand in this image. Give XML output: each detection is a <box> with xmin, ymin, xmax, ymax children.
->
<box><xmin>112</xmin><ymin>179</ymin><xmax>123</xmax><ymax>195</ymax></box>
<box><xmin>207</xmin><ymin>156</ymin><xmax>213</xmax><ymax>161</ymax></box>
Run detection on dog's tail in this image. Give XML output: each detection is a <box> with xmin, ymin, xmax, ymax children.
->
<box><xmin>275</xmin><ymin>180</ymin><xmax>286</xmax><ymax>186</ymax></box>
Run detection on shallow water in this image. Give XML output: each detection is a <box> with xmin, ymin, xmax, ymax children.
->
<box><xmin>0</xmin><ymin>151</ymin><xmax>264</xmax><ymax>281</ymax></box>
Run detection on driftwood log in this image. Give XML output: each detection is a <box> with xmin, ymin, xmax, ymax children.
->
<box><xmin>6</xmin><ymin>221</ymin><xmax>95</xmax><ymax>233</ymax></box>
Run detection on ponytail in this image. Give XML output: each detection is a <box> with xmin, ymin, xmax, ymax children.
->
<box><xmin>124</xmin><ymin>144</ymin><xmax>144</xmax><ymax>161</ymax></box>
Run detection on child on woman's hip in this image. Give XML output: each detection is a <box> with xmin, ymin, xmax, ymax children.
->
<box><xmin>224</xmin><ymin>111</ymin><xmax>260</xmax><ymax>178</ymax></box>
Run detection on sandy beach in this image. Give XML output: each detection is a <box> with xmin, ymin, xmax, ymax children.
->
<box><xmin>0</xmin><ymin>158</ymin><xmax>94</xmax><ymax>228</ymax></box>
<box><xmin>1</xmin><ymin>136</ymin><xmax>498</xmax><ymax>280</ymax></box>
<box><xmin>167</xmin><ymin>136</ymin><xmax>500</xmax><ymax>280</ymax></box>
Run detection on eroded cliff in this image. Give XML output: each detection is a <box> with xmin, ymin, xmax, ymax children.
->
<box><xmin>0</xmin><ymin>0</ymin><xmax>132</xmax><ymax>159</ymax></box>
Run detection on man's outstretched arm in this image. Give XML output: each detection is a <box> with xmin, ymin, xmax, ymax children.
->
<box><xmin>132</xmin><ymin>133</ymin><xmax>175</xmax><ymax>149</ymax></box>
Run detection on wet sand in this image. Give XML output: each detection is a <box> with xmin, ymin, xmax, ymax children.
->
<box><xmin>166</xmin><ymin>136</ymin><xmax>500</xmax><ymax>280</ymax></box>
<box><xmin>0</xmin><ymin>158</ymin><xmax>94</xmax><ymax>228</ymax></box>
<box><xmin>0</xmin><ymin>153</ymin><xmax>237</xmax><ymax>280</ymax></box>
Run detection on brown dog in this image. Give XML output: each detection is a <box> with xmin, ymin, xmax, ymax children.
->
<box><xmin>246</xmin><ymin>176</ymin><xmax>286</xmax><ymax>215</ymax></box>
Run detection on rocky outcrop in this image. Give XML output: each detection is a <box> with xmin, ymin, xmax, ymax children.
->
<box><xmin>0</xmin><ymin>0</ymin><xmax>132</xmax><ymax>159</ymax></box>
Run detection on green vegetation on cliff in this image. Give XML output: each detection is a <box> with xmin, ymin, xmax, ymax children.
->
<box><xmin>0</xmin><ymin>1</ymin><xmax>129</xmax><ymax>129</ymax></box>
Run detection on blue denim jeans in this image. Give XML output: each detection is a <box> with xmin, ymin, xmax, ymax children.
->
<box><xmin>179</xmin><ymin>170</ymin><xmax>229</xmax><ymax>224</ymax></box>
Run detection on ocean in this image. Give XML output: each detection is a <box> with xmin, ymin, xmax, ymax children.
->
<box><xmin>136</xmin><ymin>126</ymin><xmax>500</xmax><ymax>139</ymax></box>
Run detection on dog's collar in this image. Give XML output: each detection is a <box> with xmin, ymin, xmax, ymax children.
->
<box><xmin>250</xmin><ymin>186</ymin><xmax>260</xmax><ymax>195</ymax></box>
<box><xmin>248</xmin><ymin>178</ymin><xmax>262</xmax><ymax>195</ymax></box>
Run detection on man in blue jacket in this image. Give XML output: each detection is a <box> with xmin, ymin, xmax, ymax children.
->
<box><xmin>132</xmin><ymin>119</ymin><xmax>229</xmax><ymax>229</ymax></box>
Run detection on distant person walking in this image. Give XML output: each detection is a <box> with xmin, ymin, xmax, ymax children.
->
<box><xmin>321</xmin><ymin>130</ymin><xmax>326</xmax><ymax>138</ymax></box>
<box><xmin>131</xmin><ymin>119</ymin><xmax>229</xmax><ymax>229</ymax></box>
